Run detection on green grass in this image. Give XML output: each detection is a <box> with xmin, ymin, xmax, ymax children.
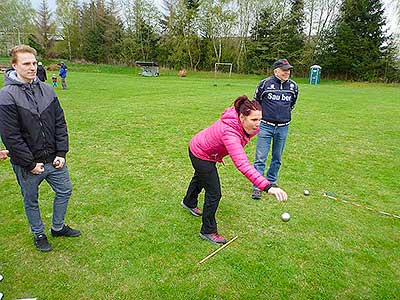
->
<box><xmin>0</xmin><ymin>69</ymin><xmax>399</xmax><ymax>300</ymax></box>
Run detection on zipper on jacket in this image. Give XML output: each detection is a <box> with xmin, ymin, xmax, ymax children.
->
<box><xmin>30</xmin><ymin>87</ymin><xmax>48</xmax><ymax>152</ymax></box>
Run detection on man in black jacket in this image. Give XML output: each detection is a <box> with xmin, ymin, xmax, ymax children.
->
<box><xmin>0</xmin><ymin>45</ymin><xmax>80</xmax><ymax>252</ymax></box>
<box><xmin>251</xmin><ymin>59</ymin><xmax>299</xmax><ymax>200</ymax></box>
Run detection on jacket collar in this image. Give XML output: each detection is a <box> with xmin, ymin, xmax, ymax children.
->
<box><xmin>273</xmin><ymin>75</ymin><xmax>288</xmax><ymax>84</ymax></box>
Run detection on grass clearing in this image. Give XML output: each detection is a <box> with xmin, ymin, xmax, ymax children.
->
<box><xmin>0</xmin><ymin>68</ymin><xmax>399</xmax><ymax>299</ymax></box>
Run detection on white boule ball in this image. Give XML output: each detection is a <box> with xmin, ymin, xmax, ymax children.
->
<box><xmin>281</xmin><ymin>212</ymin><xmax>290</xmax><ymax>222</ymax></box>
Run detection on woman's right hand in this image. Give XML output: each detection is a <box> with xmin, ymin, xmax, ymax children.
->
<box><xmin>267</xmin><ymin>187</ymin><xmax>288</xmax><ymax>202</ymax></box>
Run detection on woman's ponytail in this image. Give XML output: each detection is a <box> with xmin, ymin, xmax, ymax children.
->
<box><xmin>234</xmin><ymin>95</ymin><xmax>261</xmax><ymax>116</ymax></box>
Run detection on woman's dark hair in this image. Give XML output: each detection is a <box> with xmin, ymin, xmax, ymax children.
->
<box><xmin>233</xmin><ymin>95</ymin><xmax>262</xmax><ymax>116</ymax></box>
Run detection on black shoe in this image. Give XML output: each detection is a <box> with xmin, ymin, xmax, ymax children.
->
<box><xmin>51</xmin><ymin>225</ymin><xmax>81</xmax><ymax>237</ymax></box>
<box><xmin>34</xmin><ymin>234</ymin><xmax>52</xmax><ymax>252</ymax></box>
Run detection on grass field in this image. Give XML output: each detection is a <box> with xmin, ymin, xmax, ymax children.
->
<box><xmin>0</xmin><ymin>67</ymin><xmax>399</xmax><ymax>300</ymax></box>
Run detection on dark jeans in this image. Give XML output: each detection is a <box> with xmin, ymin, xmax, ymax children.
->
<box><xmin>183</xmin><ymin>149</ymin><xmax>222</xmax><ymax>234</ymax></box>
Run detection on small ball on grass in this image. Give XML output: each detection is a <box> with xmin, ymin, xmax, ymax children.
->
<box><xmin>281</xmin><ymin>212</ymin><xmax>290</xmax><ymax>222</ymax></box>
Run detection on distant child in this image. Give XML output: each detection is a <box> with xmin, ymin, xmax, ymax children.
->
<box><xmin>51</xmin><ymin>74</ymin><xmax>58</xmax><ymax>87</ymax></box>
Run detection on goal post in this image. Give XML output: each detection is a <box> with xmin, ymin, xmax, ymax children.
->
<box><xmin>214</xmin><ymin>62</ymin><xmax>233</xmax><ymax>81</ymax></box>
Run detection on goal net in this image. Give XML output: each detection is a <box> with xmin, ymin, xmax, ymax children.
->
<box><xmin>214</xmin><ymin>63</ymin><xmax>233</xmax><ymax>83</ymax></box>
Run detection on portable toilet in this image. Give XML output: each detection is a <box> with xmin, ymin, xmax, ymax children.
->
<box><xmin>309</xmin><ymin>65</ymin><xmax>322</xmax><ymax>84</ymax></box>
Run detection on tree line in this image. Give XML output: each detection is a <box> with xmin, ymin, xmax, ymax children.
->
<box><xmin>1</xmin><ymin>0</ymin><xmax>399</xmax><ymax>81</ymax></box>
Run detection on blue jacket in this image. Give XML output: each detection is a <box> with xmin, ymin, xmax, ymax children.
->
<box><xmin>254</xmin><ymin>75</ymin><xmax>298</xmax><ymax>124</ymax></box>
<box><xmin>59</xmin><ymin>64</ymin><xmax>67</xmax><ymax>79</ymax></box>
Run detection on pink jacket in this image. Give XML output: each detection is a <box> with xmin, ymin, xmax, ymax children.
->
<box><xmin>189</xmin><ymin>107</ymin><xmax>271</xmax><ymax>191</ymax></box>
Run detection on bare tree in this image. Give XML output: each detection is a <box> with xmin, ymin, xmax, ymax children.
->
<box><xmin>303</xmin><ymin>0</ymin><xmax>341</xmax><ymax>64</ymax></box>
<box><xmin>304</xmin><ymin>0</ymin><xmax>340</xmax><ymax>40</ymax></box>
<box><xmin>234</xmin><ymin>0</ymin><xmax>266</xmax><ymax>71</ymax></box>
<box><xmin>0</xmin><ymin>0</ymin><xmax>35</xmax><ymax>54</ymax></box>
<box><xmin>199</xmin><ymin>0</ymin><xmax>236</xmax><ymax>64</ymax></box>
<box><xmin>56</xmin><ymin>0</ymin><xmax>80</xmax><ymax>60</ymax></box>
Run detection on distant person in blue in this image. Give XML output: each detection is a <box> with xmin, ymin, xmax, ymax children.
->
<box><xmin>59</xmin><ymin>62</ymin><xmax>68</xmax><ymax>89</ymax></box>
<box><xmin>251</xmin><ymin>59</ymin><xmax>299</xmax><ymax>200</ymax></box>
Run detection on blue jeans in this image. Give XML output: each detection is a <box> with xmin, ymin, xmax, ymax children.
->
<box><xmin>253</xmin><ymin>122</ymin><xmax>289</xmax><ymax>189</ymax></box>
<box><xmin>12</xmin><ymin>163</ymin><xmax>73</xmax><ymax>236</ymax></box>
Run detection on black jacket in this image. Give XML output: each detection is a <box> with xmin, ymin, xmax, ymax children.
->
<box><xmin>37</xmin><ymin>65</ymin><xmax>47</xmax><ymax>82</ymax></box>
<box><xmin>0</xmin><ymin>69</ymin><xmax>68</xmax><ymax>170</ymax></box>
<box><xmin>254</xmin><ymin>75</ymin><xmax>299</xmax><ymax>124</ymax></box>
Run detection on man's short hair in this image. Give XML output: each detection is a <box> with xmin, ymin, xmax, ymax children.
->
<box><xmin>10</xmin><ymin>45</ymin><xmax>37</xmax><ymax>64</ymax></box>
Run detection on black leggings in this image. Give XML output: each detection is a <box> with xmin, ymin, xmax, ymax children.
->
<box><xmin>183</xmin><ymin>149</ymin><xmax>222</xmax><ymax>234</ymax></box>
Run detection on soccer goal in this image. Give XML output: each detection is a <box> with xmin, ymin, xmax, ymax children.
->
<box><xmin>214</xmin><ymin>62</ymin><xmax>233</xmax><ymax>84</ymax></box>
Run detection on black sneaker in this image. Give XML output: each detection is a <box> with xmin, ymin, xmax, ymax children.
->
<box><xmin>251</xmin><ymin>189</ymin><xmax>262</xmax><ymax>200</ymax></box>
<box><xmin>34</xmin><ymin>234</ymin><xmax>52</xmax><ymax>252</ymax></box>
<box><xmin>51</xmin><ymin>225</ymin><xmax>81</xmax><ymax>237</ymax></box>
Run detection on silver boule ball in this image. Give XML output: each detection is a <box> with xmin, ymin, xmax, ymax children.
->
<box><xmin>281</xmin><ymin>212</ymin><xmax>290</xmax><ymax>222</ymax></box>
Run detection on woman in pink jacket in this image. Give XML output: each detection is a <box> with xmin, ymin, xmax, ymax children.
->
<box><xmin>181</xmin><ymin>96</ymin><xmax>287</xmax><ymax>244</ymax></box>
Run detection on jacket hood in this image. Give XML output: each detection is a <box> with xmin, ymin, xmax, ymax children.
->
<box><xmin>221</xmin><ymin>106</ymin><xmax>258</xmax><ymax>138</ymax></box>
<box><xmin>4</xmin><ymin>69</ymin><xmax>40</xmax><ymax>87</ymax></box>
<box><xmin>221</xmin><ymin>107</ymin><xmax>243</xmax><ymax>132</ymax></box>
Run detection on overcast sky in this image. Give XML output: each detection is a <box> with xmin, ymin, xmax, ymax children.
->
<box><xmin>30</xmin><ymin>0</ymin><xmax>398</xmax><ymax>34</ymax></box>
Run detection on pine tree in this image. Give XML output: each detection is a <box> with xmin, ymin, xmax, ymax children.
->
<box><xmin>320</xmin><ymin>0</ymin><xmax>395</xmax><ymax>81</ymax></box>
<box><xmin>248</xmin><ymin>6</ymin><xmax>281</xmax><ymax>72</ymax></box>
<box><xmin>103</xmin><ymin>0</ymin><xmax>125</xmax><ymax>63</ymax></box>
<box><xmin>285</xmin><ymin>0</ymin><xmax>305</xmax><ymax>69</ymax></box>
<box><xmin>80</xmin><ymin>1</ymin><xmax>105</xmax><ymax>63</ymax></box>
<box><xmin>80</xmin><ymin>0</ymin><xmax>124</xmax><ymax>63</ymax></box>
<box><xmin>249</xmin><ymin>1</ymin><xmax>305</xmax><ymax>74</ymax></box>
<box><xmin>35</xmin><ymin>0</ymin><xmax>56</xmax><ymax>58</ymax></box>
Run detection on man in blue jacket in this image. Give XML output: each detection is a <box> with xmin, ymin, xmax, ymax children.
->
<box><xmin>251</xmin><ymin>59</ymin><xmax>299</xmax><ymax>200</ymax></box>
<box><xmin>0</xmin><ymin>45</ymin><xmax>80</xmax><ymax>252</ymax></box>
